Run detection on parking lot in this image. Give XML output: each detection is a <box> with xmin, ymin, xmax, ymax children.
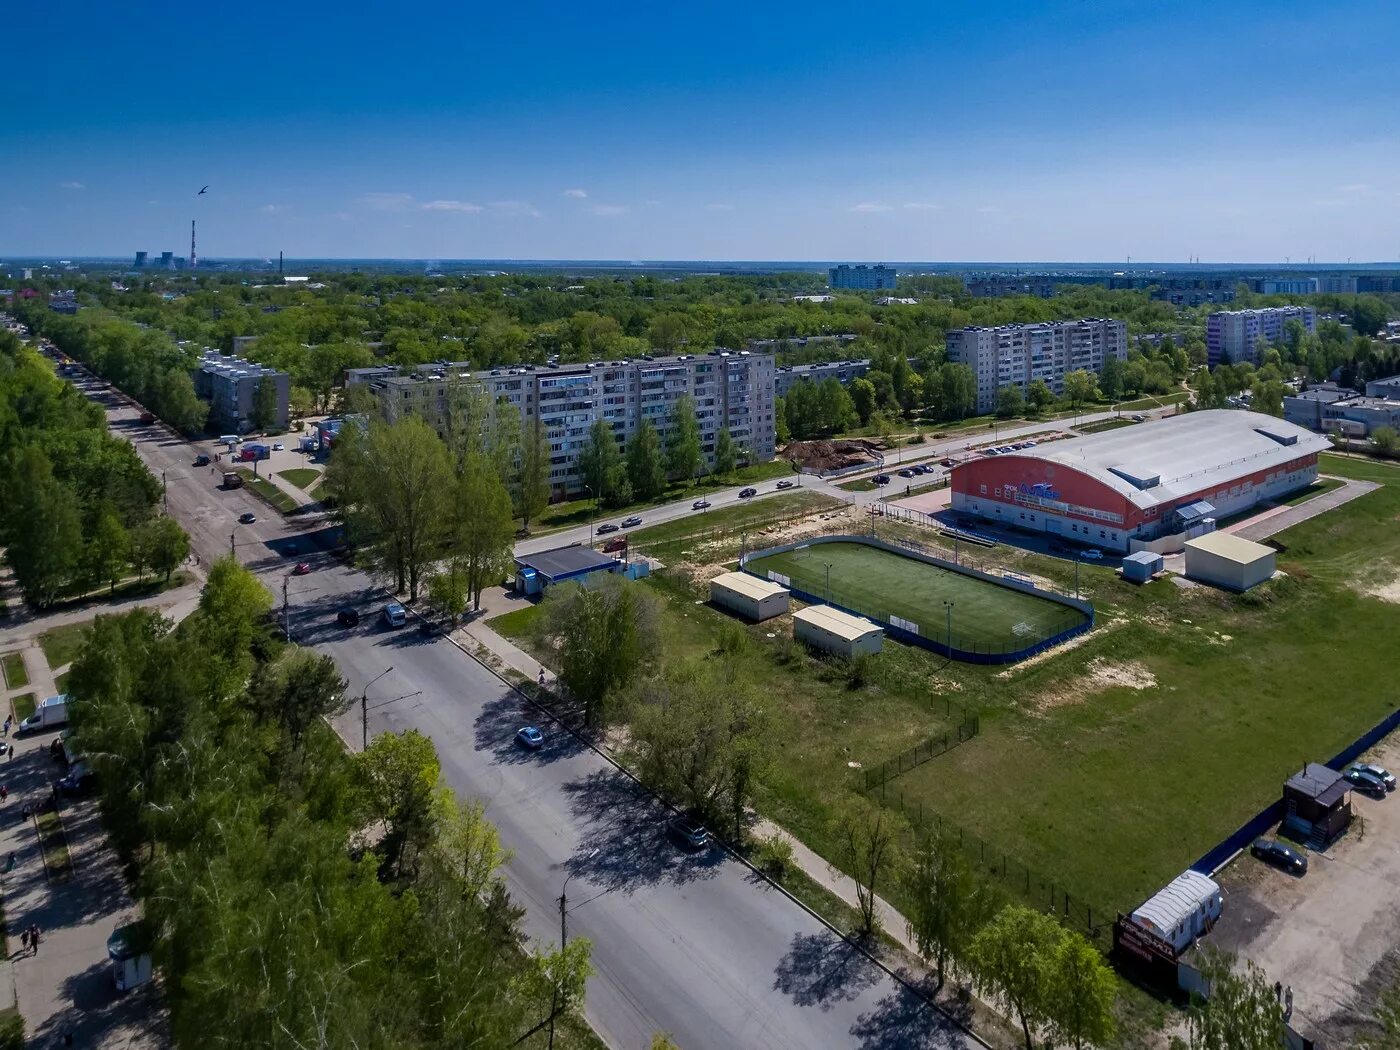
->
<box><xmin>1211</xmin><ymin>735</ymin><xmax>1400</xmax><ymax>1045</ymax></box>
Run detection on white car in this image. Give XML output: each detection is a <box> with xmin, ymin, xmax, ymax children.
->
<box><xmin>272</xmin><ymin>442</ymin><xmax>285</xmax><ymax>451</ymax></box>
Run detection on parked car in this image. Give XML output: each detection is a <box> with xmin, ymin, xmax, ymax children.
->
<box><xmin>193</xmin><ymin>454</ymin><xmax>211</xmax><ymax>467</ymax></box>
<box><xmin>872</xmin><ymin>474</ymin><xmax>890</xmax><ymax>485</ymax></box>
<box><xmin>667</xmin><ymin>813</ymin><xmax>712</xmax><ymax>852</ymax></box>
<box><xmin>898</xmin><ymin>468</ymin><xmax>915</xmax><ymax>478</ymax></box>
<box><xmin>382</xmin><ymin>602</ymin><xmax>407</xmax><ymax>628</ymax></box>
<box><xmin>291</xmin><ymin>562</ymin><xmax>311</xmax><ymax>576</ymax></box>
<box><xmin>272</xmin><ymin>442</ymin><xmax>285</xmax><ymax>451</ymax></box>
<box><xmin>1132</xmin><ymin>414</ymin><xmax>1147</xmax><ymax>422</ymax></box>
<box><xmin>238</xmin><ymin>512</ymin><xmax>257</xmax><ymax>524</ymax></box>
<box><xmin>1251</xmin><ymin>838</ymin><xmax>1308</xmax><ymax>875</ymax></box>
<box><xmin>621</xmin><ymin>516</ymin><xmax>643</xmax><ymax>528</ymax></box>
<box><xmin>940</xmin><ymin>458</ymin><xmax>956</xmax><ymax>467</ymax></box>
<box><xmin>56</xmin><ymin>762</ymin><xmax>98</xmax><ymax>798</ymax></box>
<box><xmin>1345</xmin><ymin>765</ymin><xmax>1389</xmax><ymax>797</ymax></box>
<box><xmin>1353</xmin><ymin>763</ymin><xmax>1397</xmax><ymax>791</ymax></box>
<box><xmin>515</xmin><ymin>726</ymin><xmax>545</xmax><ymax>751</ymax></box>
<box><xmin>602</xmin><ymin>536</ymin><xmax>628</xmax><ymax>553</ymax></box>
<box><xmin>775</xmin><ymin>479</ymin><xmax>795</xmax><ymax>489</ymax></box>
<box><xmin>738</xmin><ymin>487</ymin><xmax>757</xmax><ymax>498</ymax></box>
<box><xmin>336</xmin><ymin>608</ymin><xmax>360</xmax><ymax>628</ymax></box>
<box><xmin>1080</xmin><ymin>548</ymin><xmax>1104</xmax><ymax>560</ymax></box>
<box><xmin>596</xmin><ymin>522</ymin><xmax>619</xmax><ymax>535</ymax></box>
<box><xmin>692</xmin><ymin>499</ymin><xmax>711</xmax><ymax>510</ymax></box>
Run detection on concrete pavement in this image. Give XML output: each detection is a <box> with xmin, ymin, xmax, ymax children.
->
<box><xmin>65</xmin><ymin>355</ymin><xmax>985</xmax><ymax>1049</ymax></box>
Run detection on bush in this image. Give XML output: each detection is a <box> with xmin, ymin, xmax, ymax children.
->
<box><xmin>715</xmin><ymin>621</ymin><xmax>747</xmax><ymax>656</ymax></box>
<box><xmin>754</xmin><ymin>831</ymin><xmax>796</xmax><ymax>882</ymax></box>
<box><xmin>0</xmin><ymin>1008</ymin><xmax>24</xmax><ymax>1050</ymax></box>
<box><xmin>771</xmin><ymin>635</ymin><xmax>802</xmax><ymax>666</ymax></box>
<box><xmin>845</xmin><ymin>652</ymin><xmax>873</xmax><ymax>688</ymax></box>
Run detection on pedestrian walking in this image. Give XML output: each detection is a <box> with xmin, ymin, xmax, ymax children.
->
<box><xmin>19</xmin><ymin>929</ymin><xmax>28</xmax><ymax>954</ymax></box>
<box><xmin>29</xmin><ymin>925</ymin><xmax>39</xmax><ymax>955</ymax></box>
<box><xmin>3</xmin><ymin>716</ymin><xmax>11</xmax><ymax>736</ymax></box>
<box><xmin>538</xmin><ymin>668</ymin><xmax>546</xmax><ymax>688</ymax></box>
<box><xmin>1</xmin><ymin>785</ymin><xmax>9</xmax><ymax>803</ymax></box>
<box><xmin>1274</xmin><ymin>980</ymin><xmax>1283</xmax><ymax>1003</ymax></box>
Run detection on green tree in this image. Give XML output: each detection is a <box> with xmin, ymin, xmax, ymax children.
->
<box><xmin>832</xmin><ymin>797</ymin><xmax>904</xmax><ymax>940</ymax></box>
<box><xmin>1371</xmin><ymin>425</ymin><xmax>1399</xmax><ymax>457</ymax></box>
<box><xmin>1351</xmin><ymin>296</ymin><xmax>1389</xmax><ymax>337</ymax></box>
<box><xmin>1046</xmin><ymin>929</ymin><xmax>1117</xmax><ymax>1050</ymax></box>
<box><xmin>712</xmin><ymin>425</ymin><xmax>737</xmax><ymax>477</ymax></box>
<box><xmin>518</xmin><ymin>414</ymin><xmax>552</xmax><ymax>529</ymax></box>
<box><xmin>1027</xmin><ymin>378</ymin><xmax>1055</xmax><ymax>415</ymax></box>
<box><xmin>1063</xmin><ymin>369</ymin><xmax>1100</xmax><ymax>414</ymax></box>
<box><xmin>1099</xmin><ymin>356</ymin><xmax>1126</xmax><ymax>400</ymax></box>
<box><xmin>85</xmin><ymin>503</ymin><xmax>130</xmax><ymax>594</ymax></box>
<box><xmin>1250</xmin><ymin>378</ymin><xmax>1285</xmax><ymax>418</ymax></box>
<box><xmin>665</xmin><ymin>395</ymin><xmax>704</xmax><ymax>484</ymax></box>
<box><xmin>248</xmin><ymin>648</ymin><xmax>349</xmax><ymax>754</ymax></box>
<box><xmin>850</xmin><ymin>377</ymin><xmax>878</xmax><ymax>426</ymax></box>
<box><xmin>774</xmin><ymin>395</ymin><xmax>792</xmax><ymax>445</ymax></box>
<box><xmin>579</xmin><ymin>419</ymin><xmax>624</xmax><ymax>503</ymax></box>
<box><xmin>249</xmin><ymin>376</ymin><xmax>280</xmax><ymax>433</ymax></box>
<box><xmin>648</xmin><ymin>314</ymin><xmax>687</xmax><ymax>353</ymax></box>
<box><xmin>968</xmin><ymin>904</ymin><xmax>1062</xmax><ymax>1050</ymax></box>
<box><xmin>996</xmin><ymin>384</ymin><xmax>1025</xmax><ymax>419</ymax></box>
<box><xmin>1187</xmin><ymin>949</ymin><xmax>1285</xmax><ymax>1050</ymax></box>
<box><xmin>537</xmin><ymin>575</ymin><xmax>661</xmax><ymax>727</ymax></box>
<box><xmin>144</xmin><ymin>515</ymin><xmax>190</xmax><ymax>582</ymax></box>
<box><xmin>937</xmin><ymin>363</ymin><xmax>978</xmax><ymax>421</ymax></box>
<box><xmin>359</xmin><ymin>729</ymin><xmax>444</xmax><ymax>886</ymax></box>
<box><xmin>426</xmin><ymin>566</ymin><xmax>469</xmax><ymax>626</ymax></box>
<box><xmin>626</xmin><ymin>418</ymin><xmax>668</xmax><ymax>500</ymax></box>
<box><xmin>905</xmin><ymin>825</ymin><xmax>995</xmax><ymax>989</ymax></box>
<box><xmin>452</xmin><ymin>455</ymin><xmax>516</xmax><ymax>611</ymax></box>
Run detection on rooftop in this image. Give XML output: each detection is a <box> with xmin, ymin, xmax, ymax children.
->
<box><xmin>1287</xmin><ymin>385</ymin><xmax>1355</xmax><ymax>404</ymax></box>
<box><xmin>1184</xmin><ymin>531</ymin><xmax>1275</xmax><ymax>565</ymax></box>
<box><xmin>991</xmin><ymin>410</ymin><xmax>1331</xmax><ymax>511</ymax></box>
<box><xmin>368</xmin><ymin>349</ymin><xmax>774</xmax><ymax>388</ymax></box>
<box><xmin>1285</xmin><ymin>762</ymin><xmax>1349</xmax><ymax>807</ymax></box>
<box><xmin>1131</xmin><ymin>871</ymin><xmax>1220</xmax><ymax>936</ymax></box>
<box><xmin>515</xmin><ymin>545</ymin><xmax>620</xmax><ymax>581</ymax></box>
<box><xmin>793</xmin><ymin>604</ymin><xmax>882</xmax><ymax>641</ymax></box>
<box><xmin>1337</xmin><ymin>396</ymin><xmax>1400</xmax><ymax>410</ymax></box>
<box><xmin>713</xmin><ymin>571</ymin><xmax>788</xmax><ymax>602</ymax></box>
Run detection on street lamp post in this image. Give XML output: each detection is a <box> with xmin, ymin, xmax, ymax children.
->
<box><xmin>944</xmin><ymin>600</ymin><xmax>955</xmax><ymax>652</ymax></box>
<box><xmin>550</xmin><ymin>849</ymin><xmax>599</xmax><ymax>1050</ymax></box>
<box><xmin>161</xmin><ymin>470</ymin><xmax>168</xmax><ymax>511</ymax></box>
<box><xmin>361</xmin><ymin>666</ymin><xmax>394</xmax><ymax>751</ymax></box>
<box><xmin>583</xmin><ymin>483</ymin><xmax>596</xmax><ymax>547</ymax></box>
<box><xmin>282</xmin><ymin>575</ymin><xmax>291</xmax><ymax>642</ymax></box>
<box><xmin>823</xmin><ymin>561</ymin><xmax>833</xmax><ymax>605</ymax></box>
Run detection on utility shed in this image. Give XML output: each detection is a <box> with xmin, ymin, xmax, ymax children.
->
<box><xmin>1283</xmin><ymin>762</ymin><xmax>1352</xmax><ymax>848</ymax></box>
<box><xmin>1128</xmin><ymin>870</ymin><xmax>1223</xmax><ymax>956</ymax></box>
<box><xmin>1183</xmin><ymin>532</ymin><xmax>1276</xmax><ymax>592</ymax></box>
<box><xmin>514</xmin><ymin>546</ymin><xmax>621</xmax><ymax>595</ymax></box>
<box><xmin>711</xmin><ymin>572</ymin><xmax>789</xmax><ymax>622</ymax></box>
<box><xmin>1121</xmin><ymin>550</ymin><xmax>1163</xmax><ymax>583</ymax></box>
<box><xmin>793</xmin><ymin>604</ymin><xmax>883</xmax><ymax>657</ymax></box>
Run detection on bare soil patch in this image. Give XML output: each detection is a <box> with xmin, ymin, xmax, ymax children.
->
<box><xmin>1029</xmin><ymin>656</ymin><xmax>1157</xmax><ymax>713</ymax></box>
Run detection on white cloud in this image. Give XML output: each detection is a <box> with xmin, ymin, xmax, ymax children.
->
<box><xmin>903</xmin><ymin>202</ymin><xmax>940</xmax><ymax>211</ymax></box>
<box><xmin>563</xmin><ymin>188</ymin><xmax>588</xmax><ymax>199</ymax></box>
<box><xmin>260</xmin><ymin>204</ymin><xmax>289</xmax><ymax>214</ymax></box>
<box><xmin>58</xmin><ymin>181</ymin><xmax>85</xmax><ymax>190</ymax></box>
<box><xmin>422</xmin><ymin>199</ymin><xmax>484</xmax><ymax>213</ymax></box>
<box><xmin>490</xmin><ymin>200</ymin><xmax>543</xmax><ymax>218</ymax></box>
<box><xmin>705</xmin><ymin>202</ymin><xmax>734</xmax><ymax>211</ymax></box>
<box><xmin>851</xmin><ymin>202</ymin><xmax>894</xmax><ymax>213</ymax></box>
<box><xmin>590</xmin><ymin>203</ymin><xmax>629</xmax><ymax>217</ymax></box>
<box><xmin>357</xmin><ymin>192</ymin><xmax>414</xmax><ymax>211</ymax></box>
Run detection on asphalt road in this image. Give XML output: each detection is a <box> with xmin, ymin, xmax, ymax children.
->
<box><xmin>63</xmin><ymin>365</ymin><xmax>982</xmax><ymax>1050</ymax></box>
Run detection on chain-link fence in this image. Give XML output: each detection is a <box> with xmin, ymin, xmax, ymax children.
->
<box><xmin>861</xmin><ymin>703</ymin><xmax>980</xmax><ymax>792</ymax></box>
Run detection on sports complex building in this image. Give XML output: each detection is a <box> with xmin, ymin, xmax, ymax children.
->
<box><xmin>949</xmin><ymin>410</ymin><xmax>1333</xmax><ymax>554</ymax></box>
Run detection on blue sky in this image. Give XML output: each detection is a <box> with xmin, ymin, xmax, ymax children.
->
<box><xmin>7</xmin><ymin>0</ymin><xmax>1400</xmax><ymax>261</ymax></box>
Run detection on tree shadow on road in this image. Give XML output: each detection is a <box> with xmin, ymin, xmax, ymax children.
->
<box><xmin>472</xmin><ymin>694</ymin><xmax>587</xmax><ymax>769</ymax></box>
<box><xmin>559</xmin><ymin>769</ymin><xmax>722</xmax><ymax>892</ymax></box>
<box><xmin>772</xmin><ymin>929</ymin><xmax>883</xmax><ymax>1011</ymax></box>
<box><xmin>849</xmin><ymin>976</ymin><xmax>966</xmax><ymax>1050</ymax></box>
<box><xmin>35</xmin><ymin>957</ymin><xmax>171</xmax><ymax>1050</ymax></box>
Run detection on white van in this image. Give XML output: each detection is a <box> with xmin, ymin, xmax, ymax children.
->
<box><xmin>219</xmin><ymin>434</ymin><xmax>241</xmax><ymax>446</ymax></box>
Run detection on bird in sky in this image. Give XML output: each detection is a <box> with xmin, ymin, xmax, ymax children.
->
<box><xmin>197</xmin><ymin>185</ymin><xmax>208</xmax><ymax>195</ymax></box>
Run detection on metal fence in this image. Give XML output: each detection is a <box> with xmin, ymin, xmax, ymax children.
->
<box><xmin>874</xmin><ymin>794</ymin><xmax>1113</xmax><ymax>947</ymax></box>
<box><xmin>861</xmin><ymin>710</ymin><xmax>980</xmax><ymax>792</ymax></box>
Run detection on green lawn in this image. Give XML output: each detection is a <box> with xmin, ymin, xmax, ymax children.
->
<box><xmin>1075</xmin><ymin>417</ymin><xmax>1139</xmax><ymax>435</ymax></box>
<box><xmin>10</xmin><ymin>694</ymin><xmax>35</xmax><ymax>723</ymax></box>
<box><xmin>277</xmin><ymin>467</ymin><xmax>322</xmax><ymax>490</ymax></box>
<box><xmin>53</xmin><ymin>671</ymin><xmax>71</xmax><ymax>695</ymax></box>
<box><xmin>0</xmin><ymin>653</ymin><xmax>27</xmax><ymax>690</ymax></box>
<box><xmin>34</xmin><ymin>808</ymin><xmax>71</xmax><ymax>879</ymax></box>
<box><xmin>236</xmin><ymin>469</ymin><xmax>302</xmax><ymax>514</ymax></box>
<box><xmin>746</xmin><ymin>540</ymin><xmax>1087</xmax><ymax>654</ymax></box>
<box><xmin>39</xmin><ymin>621</ymin><xmax>92</xmax><ymax>671</ymax></box>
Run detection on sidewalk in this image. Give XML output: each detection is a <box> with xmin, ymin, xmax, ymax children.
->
<box><xmin>0</xmin><ymin>637</ymin><xmax>168</xmax><ymax>1047</ymax></box>
<box><xmin>0</xmin><ymin>579</ymin><xmax>202</xmax><ymax>646</ymax></box>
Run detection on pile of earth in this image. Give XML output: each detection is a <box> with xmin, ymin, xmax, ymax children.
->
<box><xmin>781</xmin><ymin>438</ymin><xmax>886</xmax><ymax>473</ymax></box>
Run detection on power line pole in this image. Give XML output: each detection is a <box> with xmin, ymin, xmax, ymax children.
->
<box><xmin>361</xmin><ymin>666</ymin><xmax>394</xmax><ymax>750</ymax></box>
<box><xmin>282</xmin><ymin>576</ymin><xmax>290</xmax><ymax>642</ymax></box>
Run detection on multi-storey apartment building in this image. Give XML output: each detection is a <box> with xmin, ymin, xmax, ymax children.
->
<box><xmin>1206</xmin><ymin>306</ymin><xmax>1316</xmax><ymax>366</ymax></box>
<box><xmin>365</xmin><ymin>352</ymin><xmax>776</xmax><ymax>496</ymax></box>
<box><xmin>945</xmin><ymin>319</ymin><xmax>1128</xmax><ymax>414</ymax></box>
<box><xmin>828</xmin><ymin>264</ymin><xmax>897</xmax><ymax>290</ymax></box>
<box><xmin>191</xmin><ymin>350</ymin><xmax>290</xmax><ymax>432</ymax></box>
<box><xmin>774</xmin><ymin>359</ymin><xmax>871</xmax><ymax>398</ymax></box>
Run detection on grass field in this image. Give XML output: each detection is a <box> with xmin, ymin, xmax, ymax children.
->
<box><xmin>624</xmin><ymin>490</ymin><xmax>847</xmax><ymax>559</ymax></box>
<box><xmin>235</xmin><ymin>468</ymin><xmax>302</xmax><ymax>513</ymax></box>
<box><xmin>10</xmin><ymin>694</ymin><xmax>35</xmax><ymax>722</ymax></box>
<box><xmin>0</xmin><ymin>653</ymin><xmax>27</xmax><ymax>690</ymax></box>
<box><xmin>745</xmin><ymin>539</ymin><xmax>1088</xmax><ymax>654</ymax></box>
<box><xmin>277</xmin><ymin>467</ymin><xmax>322</xmax><ymax>490</ymax></box>
<box><xmin>39</xmin><ymin>621</ymin><xmax>91</xmax><ymax>671</ymax></box>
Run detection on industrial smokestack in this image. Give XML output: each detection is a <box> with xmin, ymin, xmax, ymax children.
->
<box><xmin>279</xmin><ymin>250</ymin><xmax>283</xmax><ymax>274</ymax></box>
<box><xmin>190</xmin><ymin>219</ymin><xmax>197</xmax><ymax>270</ymax></box>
